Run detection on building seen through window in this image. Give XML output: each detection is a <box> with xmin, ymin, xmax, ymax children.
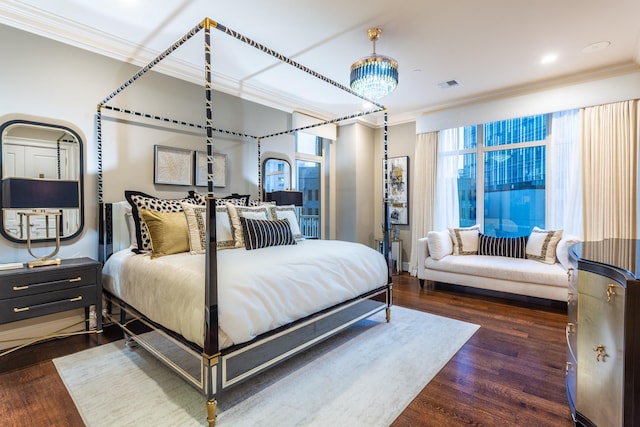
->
<box><xmin>453</xmin><ymin>114</ymin><xmax>547</xmax><ymax>237</ymax></box>
<box><xmin>296</xmin><ymin>132</ymin><xmax>322</xmax><ymax>238</ymax></box>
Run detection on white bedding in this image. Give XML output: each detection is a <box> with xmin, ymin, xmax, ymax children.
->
<box><xmin>102</xmin><ymin>239</ymin><xmax>388</xmax><ymax>349</ymax></box>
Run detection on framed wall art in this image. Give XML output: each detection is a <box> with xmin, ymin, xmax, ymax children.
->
<box><xmin>386</xmin><ymin>156</ymin><xmax>409</xmax><ymax>225</ymax></box>
<box><xmin>154</xmin><ymin>145</ymin><xmax>193</xmax><ymax>186</ymax></box>
<box><xmin>195</xmin><ymin>151</ymin><xmax>227</xmax><ymax>187</ymax></box>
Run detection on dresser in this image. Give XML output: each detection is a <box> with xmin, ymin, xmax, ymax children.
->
<box><xmin>0</xmin><ymin>257</ymin><xmax>102</xmax><ymax>344</ymax></box>
<box><xmin>567</xmin><ymin>239</ymin><xmax>640</xmax><ymax>426</ymax></box>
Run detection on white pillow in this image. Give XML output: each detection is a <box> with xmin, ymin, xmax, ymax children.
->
<box><xmin>269</xmin><ymin>205</ymin><xmax>303</xmax><ymax>240</ymax></box>
<box><xmin>448</xmin><ymin>225</ymin><xmax>480</xmax><ymax>255</ymax></box>
<box><xmin>226</xmin><ymin>203</ymin><xmax>270</xmax><ymax>248</ymax></box>
<box><xmin>526</xmin><ymin>226</ymin><xmax>563</xmax><ymax>264</ymax></box>
<box><xmin>180</xmin><ymin>202</ymin><xmax>235</xmax><ymax>253</ymax></box>
<box><xmin>555</xmin><ymin>234</ymin><xmax>581</xmax><ymax>270</ymax></box>
<box><xmin>427</xmin><ymin>230</ymin><xmax>453</xmax><ymax>260</ymax></box>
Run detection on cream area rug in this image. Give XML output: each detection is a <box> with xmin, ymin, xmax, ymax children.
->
<box><xmin>54</xmin><ymin>306</ymin><xmax>479</xmax><ymax>427</ymax></box>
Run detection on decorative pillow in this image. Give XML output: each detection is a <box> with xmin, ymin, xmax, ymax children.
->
<box><xmin>555</xmin><ymin>234</ymin><xmax>581</xmax><ymax>270</ymax></box>
<box><xmin>448</xmin><ymin>225</ymin><xmax>480</xmax><ymax>255</ymax></box>
<box><xmin>187</xmin><ymin>190</ymin><xmax>208</xmax><ymax>206</ymax></box>
<box><xmin>188</xmin><ymin>191</ymin><xmax>250</xmax><ymax>207</ymax></box>
<box><xmin>249</xmin><ymin>199</ymin><xmax>277</xmax><ymax>207</ymax></box>
<box><xmin>269</xmin><ymin>205</ymin><xmax>303</xmax><ymax>240</ymax></box>
<box><xmin>139</xmin><ymin>209</ymin><xmax>190</xmax><ymax>259</ymax></box>
<box><xmin>125</xmin><ymin>190</ymin><xmax>197</xmax><ymax>253</ymax></box>
<box><xmin>226</xmin><ymin>203</ymin><xmax>270</xmax><ymax>248</ymax></box>
<box><xmin>426</xmin><ymin>230</ymin><xmax>453</xmax><ymax>260</ymax></box>
<box><xmin>181</xmin><ymin>202</ymin><xmax>235</xmax><ymax>253</ymax></box>
<box><xmin>478</xmin><ymin>234</ymin><xmax>527</xmax><ymax>258</ymax></box>
<box><xmin>526</xmin><ymin>226</ymin><xmax>563</xmax><ymax>264</ymax></box>
<box><xmin>240</xmin><ymin>217</ymin><xmax>296</xmax><ymax>250</ymax></box>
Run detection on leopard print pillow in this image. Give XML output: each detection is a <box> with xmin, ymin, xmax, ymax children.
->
<box><xmin>125</xmin><ymin>190</ymin><xmax>198</xmax><ymax>253</ymax></box>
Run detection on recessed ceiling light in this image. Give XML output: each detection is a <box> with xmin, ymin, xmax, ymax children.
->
<box><xmin>540</xmin><ymin>53</ymin><xmax>558</xmax><ymax>64</ymax></box>
<box><xmin>582</xmin><ymin>41</ymin><xmax>611</xmax><ymax>54</ymax></box>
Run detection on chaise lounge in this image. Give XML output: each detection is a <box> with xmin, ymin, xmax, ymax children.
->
<box><xmin>417</xmin><ymin>226</ymin><xmax>579</xmax><ymax>302</ymax></box>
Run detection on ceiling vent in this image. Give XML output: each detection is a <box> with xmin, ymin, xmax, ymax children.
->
<box><xmin>436</xmin><ymin>79</ymin><xmax>461</xmax><ymax>89</ymax></box>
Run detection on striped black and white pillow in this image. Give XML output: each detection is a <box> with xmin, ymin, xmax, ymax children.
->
<box><xmin>478</xmin><ymin>234</ymin><xmax>527</xmax><ymax>258</ymax></box>
<box><xmin>239</xmin><ymin>217</ymin><xmax>296</xmax><ymax>250</ymax></box>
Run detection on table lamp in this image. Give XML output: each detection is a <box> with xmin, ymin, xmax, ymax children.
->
<box><xmin>266</xmin><ymin>190</ymin><xmax>303</xmax><ymax>206</ymax></box>
<box><xmin>2</xmin><ymin>177</ymin><xmax>79</xmax><ymax>268</ymax></box>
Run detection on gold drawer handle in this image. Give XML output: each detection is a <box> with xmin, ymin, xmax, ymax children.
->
<box><xmin>607</xmin><ymin>284</ymin><xmax>616</xmax><ymax>302</ymax></box>
<box><xmin>12</xmin><ymin>285</ymin><xmax>29</xmax><ymax>291</ymax></box>
<box><xmin>69</xmin><ymin>277</ymin><xmax>82</xmax><ymax>283</ymax></box>
<box><xmin>594</xmin><ymin>344</ymin><xmax>609</xmax><ymax>362</ymax></box>
<box><xmin>13</xmin><ymin>307</ymin><xmax>30</xmax><ymax>313</ymax></box>
<box><xmin>69</xmin><ymin>296</ymin><xmax>83</xmax><ymax>302</ymax></box>
<box><xmin>565</xmin><ymin>361</ymin><xmax>573</xmax><ymax>377</ymax></box>
<box><xmin>566</xmin><ymin>322</ymin><xmax>575</xmax><ymax>335</ymax></box>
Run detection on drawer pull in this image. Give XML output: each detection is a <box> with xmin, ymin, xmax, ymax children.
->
<box><xmin>607</xmin><ymin>284</ymin><xmax>616</xmax><ymax>302</ymax></box>
<box><xmin>13</xmin><ymin>307</ymin><xmax>30</xmax><ymax>313</ymax></box>
<box><xmin>594</xmin><ymin>344</ymin><xmax>609</xmax><ymax>362</ymax></box>
<box><xmin>69</xmin><ymin>277</ymin><xmax>82</xmax><ymax>283</ymax></box>
<box><xmin>565</xmin><ymin>361</ymin><xmax>573</xmax><ymax>377</ymax></box>
<box><xmin>69</xmin><ymin>296</ymin><xmax>83</xmax><ymax>302</ymax></box>
<box><xmin>12</xmin><ymin>285</ymin><xmax>29</xmax><ymax>291</ymax></box>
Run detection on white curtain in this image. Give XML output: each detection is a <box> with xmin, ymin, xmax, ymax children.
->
<box><xmin>434</xmin><ymin>127</ymin><xmax>463</xmax><ymax>231</ymax></box>
<box><xmin>582</xmin><ymin>100</ymin><xmax>638</xmax><ymax>240</ymax></box>
<box><xmin>409</xmin><ymin>131</ymin><xmax>438</xmax><ymax>275</ymax></box>
<box><xmin>548</xmin><ymin>109</ymin><xmax>582</xmax><ymax>237</ymax></box>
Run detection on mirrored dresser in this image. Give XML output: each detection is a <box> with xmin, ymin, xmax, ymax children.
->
<box><xmin>567</xmin><ymin>239</ymin><xmax>640</xmax><ymax>426</ymax></box>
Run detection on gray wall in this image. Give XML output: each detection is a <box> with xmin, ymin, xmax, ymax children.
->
<box><xmin>335</xmin><ymin>122</ymin><xmax>376</xmax><ymax>245</ymax></box>
<box><xmin>0</xmin><ymin>23</ymin><xmax>294</xmax><ymax>347</ymax></box>
<box><xmin>0</xmin><ymin>23</ymin><xmax>293</xmax><ymax>264</ymax></box>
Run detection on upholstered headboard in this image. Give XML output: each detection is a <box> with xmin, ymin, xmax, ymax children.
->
<box><xmin>100</xmin><ymin>201</ymin><xmax>134</xmax><ymax>262</ymax></box>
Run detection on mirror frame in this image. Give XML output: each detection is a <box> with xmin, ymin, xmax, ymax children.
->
<box><xmin>0</xmin><ymin>119</ymin><xmax>84</xmax><ymax>244</ymax></box>
<box><xmin>262</xmin><ymin>157</ymin><xmax>292</xmax><ymax>199</ymax></box>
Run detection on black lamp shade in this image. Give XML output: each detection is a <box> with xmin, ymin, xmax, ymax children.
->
<box><xmin>266</xmin><ymin>190</ymin><xmax>303</xmax><ymax>206</ymax></box>
<box><xmin>2</xmin><ymin>178</ymin><xmax>79</xmax><ymax>209</ymax></box>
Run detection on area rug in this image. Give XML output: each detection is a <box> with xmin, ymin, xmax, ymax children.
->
<box><xmin>54</xmin><ymin>306</ymin><xmax>479</xmax><ymax>426</ymax></box>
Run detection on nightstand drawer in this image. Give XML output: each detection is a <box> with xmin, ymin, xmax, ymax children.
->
<box><xmin>0</xmin><ymin>267</ymin><xmax>97</xmax><ymax>299</ymax></box>
<box><xmin>0</xmin><ymin>285</ymin><xmax>97</xmax><ymax>323</ymax></box>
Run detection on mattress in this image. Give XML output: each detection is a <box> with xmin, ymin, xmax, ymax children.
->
<box><xmin>102</xmin><ymin>239</ymin><xmax>388</xmax><ymax>349</ymax></box>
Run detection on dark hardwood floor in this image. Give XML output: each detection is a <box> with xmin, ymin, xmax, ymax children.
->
<box><xmin>0</xmin><ymin>274</ymin><xmax>573</xmax><ymax>426</ymax></box>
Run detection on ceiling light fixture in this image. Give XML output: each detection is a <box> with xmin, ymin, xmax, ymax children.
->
<box><xmin>350</xmin><ymin>28</ymin><xmax>399</xmax><ymax>100</ymax></box>
<box><xmin>540</xmin><ymin>53</ymin><xmax>558</xmax><ymax>64</ymax></box>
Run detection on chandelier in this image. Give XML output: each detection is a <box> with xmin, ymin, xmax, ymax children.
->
<box><xmin>350</xmin><ymin>28</ymin><xmax>399</xmax><ymax>100</ymax></box>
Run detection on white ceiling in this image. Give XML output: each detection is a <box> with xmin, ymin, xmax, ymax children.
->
<box><xmin>2</xmin><ymin>0</ymin><xmax>639</xmax><ymax>126</ymax></box>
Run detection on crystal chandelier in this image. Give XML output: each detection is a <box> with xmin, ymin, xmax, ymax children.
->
<box><xmin>350</xmin><ymin>28</ymin><xmax>399</xmax><ymax>100</ymax></box>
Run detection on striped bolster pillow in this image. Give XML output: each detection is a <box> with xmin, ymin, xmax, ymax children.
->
<box><xmin>478</xmin><ymin>234</ymin><xmax>527</xmax><ymax>259</ymax></box>
<box><xmin>239</xmin><ymin>217</ymin><xmax>297</xmax><ymax>250</ymax></box>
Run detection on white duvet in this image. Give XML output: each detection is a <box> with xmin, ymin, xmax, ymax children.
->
<box><xmin>102</xmin><ymin>239</ymin><xmax>388</xmax><ymax>349</ymax></box>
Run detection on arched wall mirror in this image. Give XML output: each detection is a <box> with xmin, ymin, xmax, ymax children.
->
<box><xmin>263</xmin><ymin>157</ymin><xmax>291</xmax><ymax>196</ymax></box>
<box><xmin>0</xmin><ymin>119</ymin><xmax>84</xmax><ymax>243</ymax></box>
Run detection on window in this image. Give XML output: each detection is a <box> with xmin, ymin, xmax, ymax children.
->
<box><xmin>296</xmin><ymin>132</ymin><xmax>323</xmax><ymax>238</ymax></box>
<box><xmin>439</xmin><ymin>114</ymin><xmax>548</xmax><ymax>237</ymax></box>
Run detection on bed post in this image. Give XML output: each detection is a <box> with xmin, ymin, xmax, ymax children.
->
<box><xmin>202</xmin><ymin>17</ymin><xmax>220</xmax><ymax>427</ymax></box>
<box><xmin>383</xmin><ymin>111</ymin><xmax>392</xmax><ymax>322</ymax></box>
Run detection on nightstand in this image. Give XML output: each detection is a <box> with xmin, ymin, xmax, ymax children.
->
<box><xmin>0</xmin><ymin>257</ymin><xmax>102</xmax><ymax>344</ymax></box>
<box><xmin>391</xmin><ymin>240</ymin><xmax>402</xmax><ymax>274</ymax></box>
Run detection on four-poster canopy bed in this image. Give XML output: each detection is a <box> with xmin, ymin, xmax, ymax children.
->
<box><xmin>96</xmin><ymin>17</ymin><xmax>394</xmax><ymax>426</ymax></box>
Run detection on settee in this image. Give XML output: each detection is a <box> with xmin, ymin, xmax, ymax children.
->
<box><xmin>416</xmin><ymin>226</ymin><xmax>580</xmax><ymax>302</ymax></box>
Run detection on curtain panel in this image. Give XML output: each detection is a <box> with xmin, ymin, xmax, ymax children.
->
<box><xmin>409</xmin><ymin>131</ymin><xmax>438</xmax><ymax>275</ymax></box>
<box><xmin>581</xmin><ymin>100</ymin><xmax>639</xmax><ymax>240</ymax></box>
